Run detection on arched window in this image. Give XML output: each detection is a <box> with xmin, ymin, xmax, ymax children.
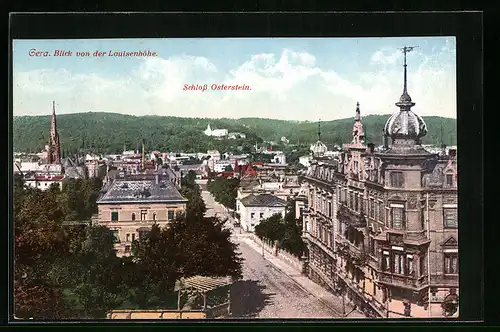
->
<box><xmin>131</xmin><ymin>213</ymin><xmax>136</xmax><ymax>221</ymax></box>
<box><xmin>153</xmin><ymin>212</ymin><xmax>156</xmax><ymax>221</ymax></box>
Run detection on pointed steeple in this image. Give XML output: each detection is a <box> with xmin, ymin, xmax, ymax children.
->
<box><xmin>48</xmin><ymin>101</ymin><xmax>61</xmax><ymax>164</ymax></box>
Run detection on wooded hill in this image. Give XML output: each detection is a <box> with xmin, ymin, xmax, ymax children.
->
<box><xmin>13</xmin><ymin>112</ymin><xmax>457</xmax><ymax>154</ymax></box>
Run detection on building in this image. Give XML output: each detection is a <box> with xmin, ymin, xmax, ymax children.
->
<box><xmin>228</xmin><ymin>132</ymin><xmax>246</xmax><ymax>139</ymax></box>
<box><xmin>96</xmin><ymin>174</ymin><xmax>188</xmax><ymax>256</ymax></box>
<box><xmin>47</xmin><ymin>101</ymin><xmax>62</xmax><ymax>165</ymax></box>
<box><xmin>272</xmin><ymin>153</ymin><xmax>287</xmax><ymax>165</ymax></box>
<box><xmin>237</xmin><ymin>193</ymin><xmax>288</xmax><ymax>232</ymax></box>
<box><xmin>25</xmin><ymin>174</ymin><xmax>65</xmax><ymax>191</ymax></box>
<box><xmin>204</xmin><ymin>124</ymin><xmax>228</xmax><ymax>137</ymax></box>
<box><xmin>301</xmin><ymin>50</ymin><xmax>458</xmax><ymax>318</ymax></box>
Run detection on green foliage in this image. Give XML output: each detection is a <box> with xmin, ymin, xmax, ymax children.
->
<box><xmin>207</xmin><ymin>176</ymin><xmax>239</xmax><ymax>210</ymax></box>
<box><xmin>13</xmin><ymin>113</ymin><xmax>457</xmax><ymax>154</ymax></box>
<box><xmin>254</xmin><ymin>207</ymin><xmax>305</xmax><ymax>258</ymax></box>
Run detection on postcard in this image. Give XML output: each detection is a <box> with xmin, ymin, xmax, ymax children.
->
<box><xmin>12</xmin><ymin>36</ymin><xmax>459</xmax><ymax>321</ymax></box>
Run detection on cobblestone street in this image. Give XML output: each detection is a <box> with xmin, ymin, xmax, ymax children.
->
<box><xmin>200</xmin><ymin>187</ymin><xmax>365</xmax><ymax>319</ymax></box>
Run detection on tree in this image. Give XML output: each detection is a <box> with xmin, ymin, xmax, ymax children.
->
<box><xmin>224</xmin><ymin>165</ymin><xmax>234</xmax><ymax>172</ymax></box>
<box><xmin>167</xmin><ymin>215</ymin><xmax>243</xmax><ymax>280</ymax></box>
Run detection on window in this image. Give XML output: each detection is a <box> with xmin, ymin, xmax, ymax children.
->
<box><xmin>443</xmin><ymin>209</ymin><xmax>458</xmax><ymax>228</ymax></box>
<box><xmin>391</xmin><ymin>207</ymin><xmax>404</xmax><ymax>229</ymax></box>
<box><xmin>112</xmin><ymin>230</ymin><xmax>120</xmax><ymax>243</ymax></box>
<box><xmin>355</xmin><ymin>195</ymin><xmax>359</xmax><ymax>211</ymax></box>
<box><xmin>126</xmin><ymin>233</ymin><xmax>130</xmax><ymax>242</ymax></box>
<box><xmin>444</xmin><ymin>254</ymin><xmax>458</xmax><ymax>274</ymax></box>
<box><xmin>370</xmin><ymin>238</ymin><xmax>375</xmax><ymax>255</ymax></box>
<box><xmin>329</xmin><ymin>232</ymin><xmax>334</xmax><ymax>249</ymax></box>
<box><xmin>141</xmin><ymin>210</ymin><xmax>147</xmax><ymax>221</ymax></box>
<box><xmin>379</xmin><ymin>203</ymin><xmax>385</xmax><ymax>222</ymax></box>
<box><xmin>407</xmin><ymin>256</ymin><xmax>414</xmax><ymax>276</ymax></box>
<box><xmin>382</xmin><ymin>253</ymin><xmax>390</xmax><ymax>271</ymax></box>
<box><xmin>125</xmin><ymin>245</ymin><xmax>131</xmax><ymax>254</ymax></box>
<box><xmin>111</xmin><ymin>211</ymin><xmax>119</xmax><ymax>222</ymax></box>
<box><xmin>131</xmin><ymin>213</ymin><xmax>136</xmax><ymax>221</ymax></box>
<box><xmin>370</xmin><ymin>199</ymin><xmax>375</xmax><ymax>218</ymax></box>
<box><xmin>349</xmin><ymin>192</ymin><xmax>353</xmax><ymax>209</ymax></box>
<box><xmin>168</xmin><ymin>210</ymin><xmax>175</xmax><ymax>220</ymax></box>
<box><xmin>446</xmin><ymin>174</ymin><xmax>453</xmax><ymax>186</ymax></box>
<box><xmin>132</xmin><ymin>233</ymin><xmax>136</xmax><ymax>242</ymax></box>
<box><xmin>373</xmin><ymin>283</ymin><xmax>377</xmax><ymax>296</ymax></box>
<box><xmin>420</xmin><ymin>254</ymin><xmax>427</xmax><ymax>276</ymax></box>
<box><xmin>328</xmin><ymin>202</ymin><xmax>332</xmax><ymax>217</ymax></box>
<box><xmin>392</xmin><ymin>253</ymin><xmax>404</xmax><ymax>274</ymax></box>
<box><xmin>153</xmin><ymin>212</ymin><xmax>156</xmax><ymax>221</ymax></box>
<box><xmin>421</xmin><ymin>208</ymin><xmax>425</xmax><ymax>229</ymax></box>
<box><xmin>250</xmin><ymin>213</ymin><xmax>255</xmax><ymax>219</ymax></box>
<box><xmin>259</xmin><ymin>212</ymin><xmax>264</xmax><ymax>219</ymax></box>
<box><xmin>390</xmin><ymin>172</ymin><xmax>404</xmax><ymax>187</ymax></box>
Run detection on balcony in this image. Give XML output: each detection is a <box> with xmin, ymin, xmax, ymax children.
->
<box><xmin>337</xmin><ymin>205</ymin><xmax>367</xmax><ymax>228</ymax></box>
<box><xmin>378</xmin><ymin>272</ymin><xmax>429</xmax><ymax>290</ymax></box>
<box><xmin>303</xmin><ymin>232</ymin><xmax>335</xmax><ymax>256</ymax></box>
<box><xmin>430</xmin><ymin>274</ymin><xmax>459</xmax><ymax>287</ymax></box>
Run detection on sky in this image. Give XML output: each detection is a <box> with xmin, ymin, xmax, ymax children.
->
<box><xmin>12</xmin><ymin>37</ymin><xmax>456</xmax><ymax>121</ymax></box>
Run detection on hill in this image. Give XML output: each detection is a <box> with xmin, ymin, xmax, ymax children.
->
<box><xmin>12</xmin><ymin>112</ymin><xmax>457</xmax><ymax>154</ymax></box>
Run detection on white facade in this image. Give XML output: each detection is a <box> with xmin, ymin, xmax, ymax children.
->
<box><xmin>238</xmin><ymin>204</ymin><xmax>286</xmax><ymax>232</ymax></box>
<box><xmin>213</xmin><ymin>160</ymin><xmax>234</xmax><ymax>173</ymax></box>
<box><xmin>25</xmin><ymin>176</ymin><xmax>65</xmax><ymax>191</ymax></box>
<box><xmin>272</xmin><ymin>153</ymin><xmax>287</xmax><ymax>164</ymax></box>
<box><xmin>299</xmin><ymin>155</ymin><xmax>311</xmax><ymax>168</ymax></box>
<box><xmin>228</xmin><ymin>132</ymin><xmax>246</xmax><ymax>139</ymax></box>
<box><xmin>204</xmin><ymin>124</ymin><xmax>228</xmax><ymax>137</ymax></box>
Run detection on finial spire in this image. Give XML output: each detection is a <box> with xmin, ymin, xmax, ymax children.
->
<box><xmin>317</xmin><ymin>119</ymin><xmax>321</xmax><ymax>142</ymax></box>
<box><xmin>396</xmin><ymin>46</ymin><xmax>417</xmax><ymax>109</ymax></box>
<box><xmin>355</xmin><ymin>102</ymin><xmax>361</xmax><ymax>121</ymax></box>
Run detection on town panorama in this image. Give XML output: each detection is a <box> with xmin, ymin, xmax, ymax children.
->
<box><xmin>12</xmin><ymin>38</ymin><xmax>458</xmax><ymax>320</ymax></box>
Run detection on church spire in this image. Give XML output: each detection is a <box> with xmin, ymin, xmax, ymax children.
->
<box><xmin>48</xmin><ymin>101</ymin><xmax>61</xmax><ymax>164</ymax></box>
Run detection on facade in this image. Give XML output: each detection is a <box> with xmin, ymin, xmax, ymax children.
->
<box><xmin>237</xmin><ymin>193</ymin><xmax>288</xmax><ymax>232</ymax></box>
<box><xmin>96</xmin><ymin>174</ymin><xmax>188</xmax><ymax>257</ymax></box>
<box><xmin>301</xmin><ymin>55</ymin><xmax>458</xmax><ymax>318</ymax></box>
<box><xmin>228</xmin><ymin>132</ymin><xmax>246</xmax><ymax>139</ymax></box>
<box><xmin>204</xmin><ymin>124</ymin><xmax>228</xmax><ymax>137</ymax></box>
<box><xmin>25</xmin><ymin>175</ymin><xmax>65</xmax><ymax>191</ymax></box>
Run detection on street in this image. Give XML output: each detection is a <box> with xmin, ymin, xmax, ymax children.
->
<box><xmin>200</xmin><ymin>188</ymin><xmax>343</xmax><ymax>318</ymax></box>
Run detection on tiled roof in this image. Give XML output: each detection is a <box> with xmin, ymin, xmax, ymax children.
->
<box><xmin>240</xmin><ymin>194</ymin><xmax>287</xmax><ymax>207</ymax></box>
<box><xmin>33</xmin><ymin>175</ymin><xmax>65</xmax><ymax>181</ymax></box>
<box><xmin>97</xmin><ymin>179</ymin><xmax>187</xmax><ymax>204</ymax></box>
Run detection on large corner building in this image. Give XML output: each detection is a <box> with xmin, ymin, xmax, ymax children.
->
<box><xmin>301</xmin><ymin>49</ymin><xmax>458</xmax><ymax>318</ymax></box>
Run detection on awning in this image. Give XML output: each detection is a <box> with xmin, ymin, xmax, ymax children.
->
<box><xmin>175</xmin><ymin>276</ymin><xmax>232</xmax><ymax>293</ymax></box>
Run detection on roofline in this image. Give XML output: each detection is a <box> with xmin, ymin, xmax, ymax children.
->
<box><xmin>97</xmin><ymin>199</ymin><xmax>188</xmax><ymax>205</ymax></box>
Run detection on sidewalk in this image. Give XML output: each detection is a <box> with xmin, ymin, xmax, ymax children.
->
<box><xmin>240</xmin><ymin>236</ymin><xmax>366</xmax><ymax>318</ymax></box>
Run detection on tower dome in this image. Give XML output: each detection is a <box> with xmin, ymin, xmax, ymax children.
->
<box><xmin>383</xmin><ymin>46</ymin><xmax>428</xmax><ymax>143</ymax></box>
<box><xmin>310</xmin><ymin>120</ymin><xmax>328</xmax><ymax>157</ymax></box>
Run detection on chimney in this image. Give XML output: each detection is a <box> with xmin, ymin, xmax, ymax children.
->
<box><xmin>366</xmin><ymin>143</ymin><xmax>375</xmax><ymax>154</ymax></box>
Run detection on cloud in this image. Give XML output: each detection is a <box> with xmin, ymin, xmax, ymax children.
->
<box><xmin>13</xmin><ymin>42</ymin><xmax>456</xmax><ymax>121</ymax></box>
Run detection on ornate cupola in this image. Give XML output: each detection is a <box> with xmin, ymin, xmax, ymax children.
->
<box><xmin>310</xmin><ymin>120</ymin><xmax>327</xmax><ymax>158</ymax></box>
<box><xmin>383</xmin><ymin>46</ymin><xmax>428</xmax><ymax>148</ymax></box>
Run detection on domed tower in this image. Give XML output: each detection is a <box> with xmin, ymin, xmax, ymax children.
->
<box><xmin>383</xmin><ymin>46</ymin><xmax>428</xmax><ymax>152</ymax></box>
<box><xmin>310</xmin><ymin>120</ymin><xmax>327</xmax><ymax>158</ymax></box>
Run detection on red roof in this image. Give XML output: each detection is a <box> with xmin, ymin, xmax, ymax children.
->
<box><xmin>217</xmin><ymin>172</ymin><xmax>235</xmax><ymax>177</ymax></box>
<box><xmin>34</xmin><ymin>175</ymin><xmax>65</xmax><ymax>181</ymax></box>
<box><xmin>252</xmin><ymin>162</ymin><xmax>263</xmax><ymax>166</ymax></box>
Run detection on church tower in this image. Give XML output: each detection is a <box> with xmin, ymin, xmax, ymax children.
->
<box><xmin>48</xmin><ymin>101</ymin><xmax>62</xmax><ymax>164</ymax></box>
